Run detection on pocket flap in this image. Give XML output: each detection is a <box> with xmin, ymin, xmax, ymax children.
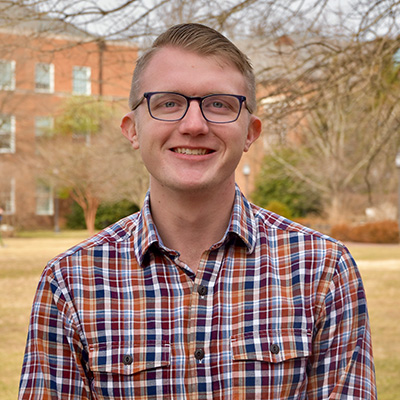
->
<box><xmin>231</xmin><ymin>329</ymin><xmax>312</xmax><ymax>363</ymax></box>
<box><xmin>88</xmin><ymin>340</ymin><xmax>171</xmax><ymax>375</ymax></box>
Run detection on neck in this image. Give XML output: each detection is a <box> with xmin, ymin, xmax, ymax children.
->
<box><xmin>149</xmin><ymin>181</ymin><xmax>236</xmax><ymax>272</ymax></box>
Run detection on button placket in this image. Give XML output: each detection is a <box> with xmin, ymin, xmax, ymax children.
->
<box><xmin>190</xmin><ymin>248</ymin><xmax>224</xmax><ymax>372</ymax></box>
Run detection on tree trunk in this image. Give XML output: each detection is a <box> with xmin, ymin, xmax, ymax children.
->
<box><xmin>83</xmin><ymin>196</ymin><xmax>100</xmax><ymax>236</ymax></box>
<box><xmin>327</xmin><ymin>193</ymin><xmax>345</xmax><ymax>226</ymax></box>
<box><xmin>70</xmin><ymin>189</ymin><xmax>100</xmax><ymax>236</ymax></box>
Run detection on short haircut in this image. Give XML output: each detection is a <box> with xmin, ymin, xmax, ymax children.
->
<box><xmin>129</xmin><ymin>23</ymin><xmax>257</xmax><ymax>113</ymax></box>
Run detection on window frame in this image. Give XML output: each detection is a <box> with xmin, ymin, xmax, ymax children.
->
<box><xmin>35</xmin><ymin>181</ymin><xmax>54</xmax><ymax>216</ymax></box>
<box><xmin>35</xmin><ymin>62</ymin><xmax>55</xmax><ymax>93</ymax></box>
<box><xmin>0</xmin><ymin>177</ymin><xmax>16</xmax><ymax>215</ymax></box>
<box><xmin>73</xmin><ymin>66</ymin><xmax>91</xmax><ymax>95</ymax></box>
<box><xmin>35</xmin><ymin>116</ymin><xmax>54</xmax><ymax>138</ymax></box>
<box><xmin>0</xmin><ymin>60</ymin><xmax>16</xmax><ymax>91</ymax></box>
<box><xmin>0</xmin><ymin>115</ymin><xmax>16</xmax><ymax>154</ymax></box>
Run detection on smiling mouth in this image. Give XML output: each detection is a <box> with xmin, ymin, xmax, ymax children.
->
<box><xmin>173</xmin><ymin>147</ymin><xmax>213</xmax><ymax>155</ymax></box>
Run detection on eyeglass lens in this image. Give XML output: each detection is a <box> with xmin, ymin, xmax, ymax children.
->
<box><xmin>148</xmin><ymin>93</ymin><xmax>242</xmax><ymax>123</ymax></box>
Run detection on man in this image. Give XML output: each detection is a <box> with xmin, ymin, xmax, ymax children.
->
<box><xmin>19</xmin><ymin>23</ymin><xmax>376</xmax><ymax>399</ymax></box>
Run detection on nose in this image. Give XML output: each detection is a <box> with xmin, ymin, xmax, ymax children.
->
<box><xmin>178</xmin><ymin>100</ymin><xmax>209</xmax><ymax>135</ymax></box>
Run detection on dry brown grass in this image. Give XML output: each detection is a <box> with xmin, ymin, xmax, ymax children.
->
<box><xmin>357</xmin><ymin>263</ymin><xmax>400</xmax><ymax>399</ymax></box>
<box><xmin>0</xmin><ymin>233</ymin><xmax>88</xmax><ymax>399</ymax></box>
<box><xmin>0</xmin><ymin>235</ymin><xmax>399</xmax><ymax>399</ymax></box>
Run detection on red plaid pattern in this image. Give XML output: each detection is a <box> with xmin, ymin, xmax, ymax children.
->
<box><xmin>19</xmin><ymin>187</ymin><xmax>376</xmax><ymax>399</ymax></box>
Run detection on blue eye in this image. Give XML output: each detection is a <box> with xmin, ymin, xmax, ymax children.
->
<box><xmin>211</xmin><ymin>101</ymin><xmax>224</xmax><ymax>108</ymax></box>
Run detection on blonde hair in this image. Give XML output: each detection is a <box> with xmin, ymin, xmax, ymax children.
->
<box><xmin>129</xmin><ymin>23</ymin><xmax>256</xmax><ymax>113</ymax></box>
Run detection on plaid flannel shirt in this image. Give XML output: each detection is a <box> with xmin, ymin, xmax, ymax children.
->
<box><xmin>19</xmin><ymin>186</ymin><xmax>376</xmax><ymax>399</ymax></box>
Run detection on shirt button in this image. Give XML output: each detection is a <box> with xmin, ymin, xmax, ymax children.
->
<box><xmin>123</xmin><ymin>354</ymin><xmax>133</xmax><ymax>365</ymax></box>
<box><xmin>197</xmin><ymin>285</ymin><xmax>208</xmax><ymax>296</ymax></box>
<box><xmin>194</xmin><ymin>348</ymin><xmax>205</xmax><ymax>360</ymax></box>
<box><xmin>270</xmin><ymin>343</ymin><xmax>280</xmax><ymax>355</ymax></box>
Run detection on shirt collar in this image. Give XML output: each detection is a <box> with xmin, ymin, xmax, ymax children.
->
<box><xmin>133</xmin><ymin>185</ymin><xmax>257</xmax><ymax>265</ymax></box>
<box><xmin>225</xmin><ymin>184</ymin><xmax>257</xmax><ymax>253</ymax></box>
<box><xmin>133</xmin><ymin>190</ymin><xmax>163</xmax><ymax>265</ymax></box>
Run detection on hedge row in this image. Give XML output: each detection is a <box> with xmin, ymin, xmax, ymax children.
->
<box><xmin>331</xmin><ymin>220</ymin><xmax>399</xmax><ymax>244</ymax></box>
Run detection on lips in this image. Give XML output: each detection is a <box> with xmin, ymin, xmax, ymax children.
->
<box><xmin>172</xmin><ymin>147</ymin><xmax>213</xmax><ymax>155</ymax></box>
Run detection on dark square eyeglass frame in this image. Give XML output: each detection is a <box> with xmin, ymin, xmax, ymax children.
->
<box><xmin>131</xmin><ymin>91</ymin><xmax>250</xmax><ymax>124</ymax></box>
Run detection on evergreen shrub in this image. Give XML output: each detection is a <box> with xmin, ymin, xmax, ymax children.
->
<box><xmin>66</xmin><ymin>200</ymin><xmax>139</xmax><ymax>230</ymax></box>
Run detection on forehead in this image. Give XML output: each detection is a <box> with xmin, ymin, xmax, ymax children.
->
<box><xmin>140</xmin><ymin>47</ymin><xmax>247</xmax><ymax>95</ymax></box>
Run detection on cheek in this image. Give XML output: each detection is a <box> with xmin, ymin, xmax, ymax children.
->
<box><xmin>235</xmin><ymin>125</ymin><xmax>253</xmax><ymax>153</ymax></box>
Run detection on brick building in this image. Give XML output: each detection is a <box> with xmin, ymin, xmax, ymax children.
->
<box><xmin>0</xmin><ymin>6</ymin><xmax>274</xmax><ymax>232</ymax></box>
<box><xmin>0</xmin><ymin>7</ymin><xmax>137</xmax><ymax>230</ymax></box>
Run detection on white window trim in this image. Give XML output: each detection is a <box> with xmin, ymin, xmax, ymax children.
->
<box><xmin>393</xmin><ymin>49</ymin><xmax>400</xmax><ymax>67</ymax></box>
<box><xmin>73</xmin><ymin>66</ymin><xmax>91</xmax><ymax>95</ymax></box>
<box><xmin>0</xmin><ymin>60</ymin><xmax>16</xmax><ymax>91</ymax></box>
<box><xmin>35</xmin><ymin>182</ymin><xmax>54</xmax><ymax>216</ymax></box>
<box><xmin>1</xmin><ymin>177</ymin><xmax>16</xmax><ymax>215</ymax></box>
<box><xmin>35</xmin><ymin>116</ymin><xmax>54</xmax><ymax>138</ymax></box>
<box><xmin>35</xmin><ymin>63</ymin><xmax>55</xmax><ymax>93</ymax></box>
<box><xmin>0</xmin><ymin>115</ymin><xmax>16</xmax><ymax>154</ymax></box>
<box><xmin>9</xmin><ymin>177</ymin><xmax>16</xmax><ymax>215</ymax></box>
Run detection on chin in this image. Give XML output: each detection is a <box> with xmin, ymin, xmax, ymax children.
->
<box><xmin>164</xmin><ymin>179</ymin><xmax>214</xmax><ymax>193</ymax></box>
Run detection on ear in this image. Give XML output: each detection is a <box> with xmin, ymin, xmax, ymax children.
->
<box><xmin>244</xmin><ymin>115</ymin><xmax>262</xmax><ymax>152</ymax></box>
<box><xmin>121</xmin><ymin>112</ymin><xmax>140</xmax><ymax>149</ymax></box>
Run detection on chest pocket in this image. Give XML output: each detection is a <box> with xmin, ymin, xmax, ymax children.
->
<box><xmin>231</xmin><ymin>328</ymin><xmax>312</xmax><ymax>362</ymax></box>
<box><xmin>230</xmin><ymin>329</ymin><xmax>312</xmax><ymax>399</ymax></box>
<box><xmin>88</xmin><ymin>340</ymin><xmax>171</xmax><ymax>375</ymax></box>
<box><xmin>87</xmin><ymin>340</ymin><xmax>171</xmax><ymax>400</ymax></box>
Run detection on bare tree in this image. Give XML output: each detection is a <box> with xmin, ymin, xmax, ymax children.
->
<box><xmin>35</xmin><ymin>97</ymin><xmax>148</xmax><ymax>234</ymax></box>
<box><xmin>255</xmin><ymin>4</ymin><xmax>400</xmax><ymax>222</ymax></box>
<box><xmin>2</xmin><ymin>0</ymin><xmax>400</xmax><ymax>225</ymax></box>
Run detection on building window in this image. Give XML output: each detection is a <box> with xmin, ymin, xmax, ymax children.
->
<box><xmin>0</xmin><ymin>115</ymin><xmax>16</xmax><ymax>153</ymax></box>
<box><xmin>72</xmin><ymin>131</ymin><xmax>91</xmax><ymax>146</ymax></box>
<box><xmin>393</xmin><ymin>49</ymin><xmax>400</xmax><ymax>68</ymax></box>
<box><xmin>0</xmin><ymin>60</ymin><xmax>15</xmax><ymax>90</ymax></box>
<box><xmin>73</xmin><ymin>66</ymin><xmax>91</xmax><ymax>95</ymax></box>
<box><xmin>35</xmin><ymin>116</ymin><xmax>54</xmax><ymax>138</ymax></box>
<box><xmin>36</xmin><ymin>182</ymin><xmax>54</xmax><ymax>216</ymax></box>
<box><xmin>0</xmin><ymin>177</ymin><xmax>16</xmax><ymax>215</ymax></box>
<box><xmin>35</xmin><ymin>116</ymin><xmax>54</xmax><ymax>154</ymax></box>
<box><xmin>35</xmin><ymin>63</ymin><xmax>54</xmax><ymax>93</ymax></box>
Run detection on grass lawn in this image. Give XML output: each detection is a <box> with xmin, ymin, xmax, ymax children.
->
<box><xmin>0</xmin><ymin>233</ymin><xmax>399</xmax><ymax>399</ymax></box>
<box><xmin>0</xmin><ymin>231</ymin><xmax>89</xmax><ymax>399</ymax></box>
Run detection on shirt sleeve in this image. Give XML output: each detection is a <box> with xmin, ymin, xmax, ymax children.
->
<box><xmin>307</xmin><ymin>247</ymin><xmax>377</xmax><ymax>399</ymax></box>
<box><xmin>19</xmin><ymin>266</ymin><xmax>92</xmax><ymax>399</ymax></box>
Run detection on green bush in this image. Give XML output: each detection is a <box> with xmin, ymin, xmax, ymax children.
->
<box><xmin>66</xmin><ymin>202</ymin><xmax>86</xmax><ymax>229</ymax></box>
<box><xmin>95</xmin><ymin>200</ymin><xmax>139</xmax><ymax>229</ymax></box>
<box><xmin>66</xmin><ymin>200</ymin><xmax>139</xmax><ymax>230</ymax></box>
<box><xmin>251</xmin><ymin>152</ymin><xmax>322</xmax><ymax>218</ymax></box>
<box><xmin>265</xmin><ymin>200</ymin><xmax>293</xmax><ymax>219</ymax></box>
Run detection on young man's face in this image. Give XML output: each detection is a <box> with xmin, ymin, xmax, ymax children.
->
<box><xmin>121</xmin><ymin>46</ymin><xmax>261</xmax><ymax>195</ymax></box>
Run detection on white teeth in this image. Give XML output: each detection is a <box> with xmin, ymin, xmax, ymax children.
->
<box><xmin>174</xmin><ymin>148</ymin><xmax>208</xmax><ymax>155</ymax></box>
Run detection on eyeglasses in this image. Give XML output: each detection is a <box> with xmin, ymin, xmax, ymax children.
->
<box><xmin>132</xmin><ymin>92</ymin><xmax>249</xmax><ymax>123</ymax></box>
